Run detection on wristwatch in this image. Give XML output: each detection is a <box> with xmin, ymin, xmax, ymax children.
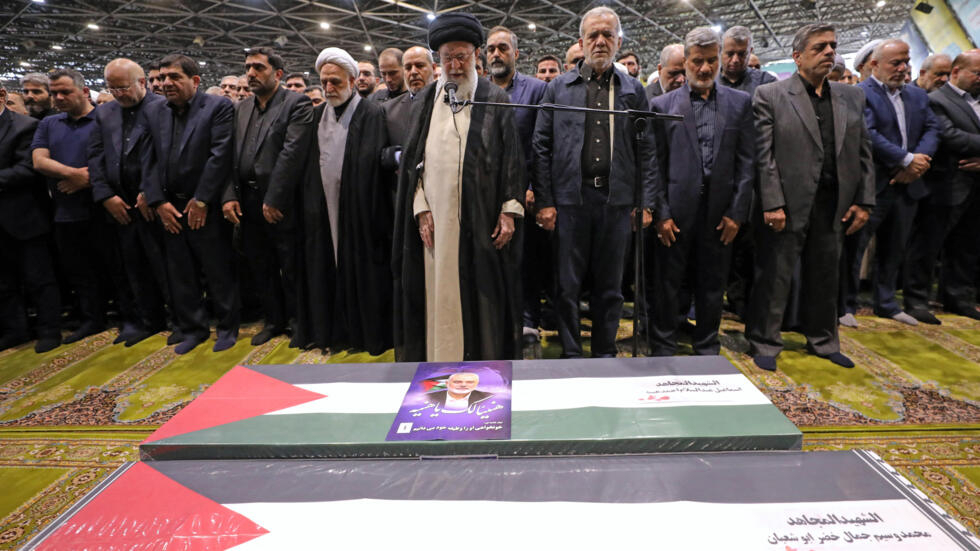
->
<box><xmin>193</xmin><ymin>199</ymin><xmax>207</xmax><ymax>209</ymax></box>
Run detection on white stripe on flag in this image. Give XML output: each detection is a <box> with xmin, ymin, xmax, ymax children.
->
<box><xmin>265</xmin><ymin>374</ymin><xmax>770</xmax><ymax>416</ymax></box>
<box><xmin>226</xmin><ymin>498</ymin><xmax>959</xmax><ymax>550</ymax></box>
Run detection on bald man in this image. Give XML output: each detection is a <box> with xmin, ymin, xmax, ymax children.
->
<box><xmin>88</xmin><ymin>58</ymin><xmax>173</xmax><ymax>346</ymax></box>
<box><xmin>564</xmin><ymin>42</ymin><xmax>584</xmax><ymax>71</ymax></box>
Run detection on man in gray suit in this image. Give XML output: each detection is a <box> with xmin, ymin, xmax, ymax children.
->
<box><xmin>745</xmin><ymin>23</ymin><xmax>874</xmax><ymax>372</ymax></box>
<box><xmin>646</xmin><ymin>43</ymin><xmax>685</xmax><ymax>101</ymax></box>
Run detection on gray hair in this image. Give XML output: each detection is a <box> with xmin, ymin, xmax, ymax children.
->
<box><xmin>20</xmin><ymin>72</ymin><xmax>50</xmax><ymax>91</ymax></box>
<box><xmin>579</xmin><ymin>6</ymin><xmax>621</xmax><ymax>39</ymax></box>
<box><xmin>659</xmin><ymin>43</ymin><xmax>684</xmax><ymax>68</ymax></box>
<box><xmin>722</xmin><ymin>25</ymin><xmax>753</xmax><ymax>51</ymax></box>
<box><xmin>922</xmin><ymin>54</ymin><xmax>953</xmax><ymax>71</ymax></box>
<box><xmin>684</xmin><ymin>27</ymin><xmax>721</xmax><ymax>57</ymax></box>
<box><xmin>792</xmin><ymin>23</ymin><xmax>835</xmax><ymax>54</ymax></box>
<box><xmin>871</xmin><ymin>38</ymin><xmax>908</xmax><ymax>61</ymax></box>
<box><xmin>220</xmin><ymin>74</ymin><xmax>239</xmax><ymax>83</ymax></box>
<box><xmin>921</xmin><ymin>53</ymin><xmax>952</xmax><ymax>72</ymax></box>
<box><xmin>831</xmin><ymin>55</ymin><xmax>846</xmax><ymax>74</ymax></box>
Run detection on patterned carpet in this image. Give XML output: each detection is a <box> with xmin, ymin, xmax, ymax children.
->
<box><xmin>0</xmin><ymin>316</ymin><xmax>978</xmax><ymax>548</ymax></box>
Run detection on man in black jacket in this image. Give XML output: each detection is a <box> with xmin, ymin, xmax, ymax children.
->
<box><xmin>89</xmin><ymin>58</ymin><xmax>172</xmax><ymax>347</ymax></box>
<box><xmin>905</xmin><ymin>50</ymin><xmax>980</xmax><ymax>322</ymax></box>
<box><xmin>0</xmin><ymin>87</ymin><xmax>61</xmax><ymax>353</ymax></box>
<box><xmin>143</xmin><ymin>53</ymin><xmax>239</xmax><ymax>354</ymax></box>
<box><xmin>222</xmin><ymin>47</ymin><xmax>314</xmax><ymax>346</ymax></box>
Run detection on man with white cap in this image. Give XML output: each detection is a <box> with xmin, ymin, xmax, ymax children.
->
<box><xmin>853</xmin><ymin>39</ymin><xmax>881</xmax><ymax>83</ymax></box>
<box><xmin>293</xmin><ymin>47</ymin><xmax>393</xmax><ymax>355</ymax></box>
<box><xmin>392</xmin><ymin>12</ymin><xmax>526</xmax><ymax>362</ymax></box>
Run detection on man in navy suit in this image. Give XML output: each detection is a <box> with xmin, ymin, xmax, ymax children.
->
<box><xmin>906</xmin><ymin>50</ymin><xmax>980</xmax><ymax>323</ymax></box>
<box><xmin>143</xmin><ymin>53</ymin><xmax>239</xmax><ymax>354</ymax></box>
<box><xmin>89</xmin><ymin>58</ymin><xmax>173</xmax><ymax>347</ymax></box>
<box><xmin>649</xmin><ymin>27</ymin><xmax>754</xmax><ymax>356</ymax></box>
<box><xmin>0</xmin><ymin>86</ymin><xmax>61</xmax><ymax>353</ymax></box>
<box><xmin>840</xmin><ymin>39</ymin><xmax>939</xmax><ymax>327</ymax></box>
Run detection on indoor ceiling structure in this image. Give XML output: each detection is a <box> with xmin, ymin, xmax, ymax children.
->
<box><xmin>1</xmin><ymin>0</ymin><xmax>916</xmax><ymax>86</ymax></box>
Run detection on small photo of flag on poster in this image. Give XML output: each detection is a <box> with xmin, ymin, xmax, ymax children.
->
<box><xmin>386</xmin><ymin>362</ymin><xmax>512</xmax><ymax>441</ymax></box>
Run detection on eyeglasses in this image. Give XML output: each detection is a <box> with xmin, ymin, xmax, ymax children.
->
<box><xmin>442</xmin><ymin>50</ymin><xmax>475</xmax><ymax>66</ymax></box>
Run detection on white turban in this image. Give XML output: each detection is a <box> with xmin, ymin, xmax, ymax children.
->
<box><xmin>853</xmin><ymin>39</ymin><xmax>882</xmax><ymax>71</ymax></box>
<box><xmin>315</xmin><ymin>47</ymin><xmax>358</xmax><ymax>78</ymax></box>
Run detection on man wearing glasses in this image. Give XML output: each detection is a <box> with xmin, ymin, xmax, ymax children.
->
<box><xmin>392</xmin><ymin>12</ymin><xmax>526</xmax><ymax>362</ymax></box>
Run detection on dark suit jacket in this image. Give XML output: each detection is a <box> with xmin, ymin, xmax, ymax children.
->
<box><xmin>382</xmin><ymin>90</ymin><xmax>415</xmax><ymax>148</ymax></box>
<box><xmin>753</xmin><ymin>75</ymin><xmax>875</xmax><ymax>232</ymax></box>
<box><xmin>425</xmin><ymin>389</ymin><xmax>493</xmax><ymax>409</ymax></box>
<box><xmin>533</xmin><ymin>65</ymin><xmax>658</xmax><ymax>208</ymax></box>
<box><xmin>925</xmin><ymin>84</ymin><xmax>980</xmax><ymax>207</ymax></box>
<box><xmin>650</xmin><ymin>83</ymin><xmax>754</xmax><ymax>231</ymax></box>
<box><xmin>143</xmin><ymin>90</ymin><xmax>235</xmax><ymax>208</ymax></box>
<box><xmin>0</xmin><ymin>108</ymin><xmax>50</xmax><ymax>240</ymax></box>
<box><xmin>645</xmin><ymin>79</ymin><xmax>664</xmax><ymax>101</ymax></box>
<box><xmin>221</xmin><ymin>87</ymin><xmax>314</xmax><ymax>213</ymax></box>
<box><xmin>858</xmin><ymin>79</ymin><xmax>939</xmax><ymax>199</ymax></box>
<box><xmin>88</xmin><ymin>92</ymin><xmax>165</xmax><ymax>205</ymax></box>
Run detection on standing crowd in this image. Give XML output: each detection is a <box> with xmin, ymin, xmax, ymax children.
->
<box><xmin>2</xmin><ymin>7</ymin><xmax>979</xmax><ymax>373</ymax></box>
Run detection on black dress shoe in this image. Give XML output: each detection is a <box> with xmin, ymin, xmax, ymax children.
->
<box><xmin>125</xmin><ymin>328</ymin><xmax>161</xmax><ymax>347</ymax></box>
<box><xmin>166</xmin><ymin>330</ymin><xmax>184</xmax><ymax>345</ymax></box>
<box><xmin>950</xmin><ymin>305</ymin><xmax>980</xmax><ymax>321</ymax></box>
<box><xmin>0</xmin><ymin>333</ymin><xmax>31</xmax><ymax>351</ymax></box>
<box><xmin>752</xmin><ymin>355</ymin><xmax>777</xmax><ymax>372</ymax></box>
<box><xmin>907</xmin><ymin>308</ymin><xmax>941</xmax><ymax>325</ymax></box>
<box><xmin>35</xmin><ymin>335</ymin><xmax>62</xmax><ymax>353</ymax></box>
<box><xmin>63</xmin><ymin>322</ymin><xmax>105</xmax><ymax>344</ymax></box>
<box><xmin>251</xmin><ymin>327</ymin><xmax>283</xmax><ymax>346</ymax></box>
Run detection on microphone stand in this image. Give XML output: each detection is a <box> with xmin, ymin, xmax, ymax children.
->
<box><xmin>451</xmin><ymin>92</ymin><xmax>682</xmax><ymax>357</ymax></box>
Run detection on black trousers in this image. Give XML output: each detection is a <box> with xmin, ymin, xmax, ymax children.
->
<box><xmin>905</xmin><ymin>191</ymin><xmax>980</xmax><ymax>312</ymax></box>
<box><xmin>651</xmin><ymin>201</ymin><xmax>732</xmax><ymax>356</ymax></box>
<box><xmin>841</xmin><ymin>186</ymin><xmax>917</xmax><ymax>316</ymax></box>
<box><xmin>0</xmin><ymin>230</ymin><xmax>61</xmax><ymax>338</ymax></box>
<box><xmin>240</xmin><ymin>186</ymin><xmax>297</xmax><ymax>332</ymax></box>
<box><xmin>746</xmin><ymin>190</ymin><xmax>841</xmax><ymax>357</ymax></box>
<box><xmin>54</xmin><ymin>218</ymin><xmax>132</xmax><ymax>328</ymax></box>
<box><xmin>521</xmin><ymin>216</ymin><xmax>556</xmax><ymax>330</ymax></box>
<box><xmin>725</xmin><ymin>211</ymin><xmax>756</xmax><ymax>318</ymax></box>
<box><xmin>116</xmin><ymin>215</ymin><xmax>172</xmax><ymax>331</ymax></box>
<box><xmin>161</xmin><ymin>212</ymin><xmax>240</xmax><ymax>341</ymax></box>
<box><xmin>555</xmin><ymin>185</ymin><xmax>630</xmax><ymax>358</ymax></box>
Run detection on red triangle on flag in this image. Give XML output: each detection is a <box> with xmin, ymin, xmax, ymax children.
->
<box><xmin>144</xmin><ymin>365</ymin><xmax>326</xmax><ymax>443</ymax></box>
<box><xmin>37</xmin><ymin>462</ymin><xmax>269</xmax><ymax>550</ymax></box>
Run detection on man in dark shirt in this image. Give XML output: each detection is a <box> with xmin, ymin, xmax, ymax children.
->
<box><xmin>221</xmin><ymin>47</ymin><xmax>314</xmax><ymax>346</ymax></box>
<box><xmin>716</xmin><ymin>26</ymin><xmax>778</xmax><ymax>319</ymax></box>
<box><xmin>533</xmin><ymin>7</ymin><xmax>656</xmax><ymax>358</ymax></box>
<box><xmin>143</xmin><ymin>54</ymin><xmax>238</xmax><ymax>355</ymax></box>
<box><xmin>32</xmin><ymin>69</ymin><xmax>132</xmax><ymax>344</ymax></box>
<box><xmin>89</xmin><ymin>58</ymin><xmax>173</xmax><ymax>347</ymax></box>
<box><xmin>745</xmin><ymin>24</ymin><xmax>874</xmax><ymax>372</ymax></box>
<box><xmin>0</xmin><ymin>86</ymin><xmax>62</xmax><ymax>353</ymax></box>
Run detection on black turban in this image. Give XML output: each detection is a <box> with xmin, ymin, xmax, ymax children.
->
<box><xmin>428</xmin><ymin>12</ymin><xmax>484</xmax><ymax>51</ymax></box>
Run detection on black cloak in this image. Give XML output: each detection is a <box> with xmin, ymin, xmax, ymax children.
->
<box><xmin>392</xmin><ymin>78</ymin><xmax>526</xmax><ymax>362</ymax></box>
<box><xmin>295</xmin><ymin>98</ymin><xmax>394</xmax><ymax>355</ymax></box>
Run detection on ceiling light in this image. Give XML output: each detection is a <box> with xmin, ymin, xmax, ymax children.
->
<box><xmin>244</xmin><ymin>47</ymin><xmax>250</xmax><ymax>52</ymax></box>
<box><xmin>32</xmin><ymin>0</ymin><xmax>44</xmax><ymax>3</ymax></box>
<box><xmin>426</xmin><ymin>13</ymin><xmax>436</xmax><ymax>21</ymax></box>
<box><xmin>19</xmin><ymin>61</ymin><xmax>30</xmax><ymax>67</ymax></box>
<box><xmin>876</xmin><ymin>0</ymin><xmax>886</xmax><ymax>7</ymax></box>
<box><xmin>711</xmin><ymin>24</ymin><xmax>723</xmax><ymax>33</ymax></box>
<box><xmin>364</xmin><ymin>44</ymin><xmax>372</xmax><ymax>51</ymax></box>
<box><xmin>87</xmin><ymin>23</ymin><xmax>99</xmax><ymax>30</ymax></box>
<box><xmin>319</xmin><ymin>21</ymin><xmax>330</xmax><ymax>30</ymax></box>
<box><xmin>51</xmin><ymin>44</ymin><xmax>62</xmax><ymax>50</ymax></box>
<box><xmin>198</xmin><ymin>61</ymin><xmax>206</xmax><ymax>66</ymax></box>
<box><xmin>527</xmin><ymin>23</ymin><xmax>536</xmax><ymax>30</ymax></box>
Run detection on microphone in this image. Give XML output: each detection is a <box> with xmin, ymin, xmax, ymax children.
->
<box><xmin>443</xmin><ymin>81</ymin><xmax>463</xmax><ymax>113</ymax></box>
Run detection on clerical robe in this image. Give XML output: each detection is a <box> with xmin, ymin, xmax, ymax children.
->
<box><xmin>392</xmin><ymin>79</ymin><xmax>526</xmax><ymax>362</ymax></box>
<box><xmin>295</xmin><ymin>96</ymin><xmax>394</xmax><ymax>355</ymax></box>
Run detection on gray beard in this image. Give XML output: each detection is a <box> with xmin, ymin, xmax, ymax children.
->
<box><xmin>327</xmin><ymin>87</ymin><xmax>353</xmax><ymax>107</ymax></box>
<box><xmin>436</xmin><ymin>65</ymin><xmax>478</xmax><ymax>101</ymax></box>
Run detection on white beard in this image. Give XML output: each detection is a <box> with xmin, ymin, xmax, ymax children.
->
<box><xmin>327</xmin><ymin>86</ymin><xmax>353</xmax><ymax>107</ymax></box>
<box><xmin>436</xmin><ymin>64</ymin><xmax>478</xmax><ymax>102</ymax></box>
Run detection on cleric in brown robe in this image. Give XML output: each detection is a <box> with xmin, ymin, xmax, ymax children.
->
<box><xmin>294</xmin><ymin>47</ymin><xmax>393</xmax><ymax>355</ymax></box>
<box><xmin>392</xmin><ymin>13</ymin><xmax>526</xmax><ymax>362</ymax></box>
